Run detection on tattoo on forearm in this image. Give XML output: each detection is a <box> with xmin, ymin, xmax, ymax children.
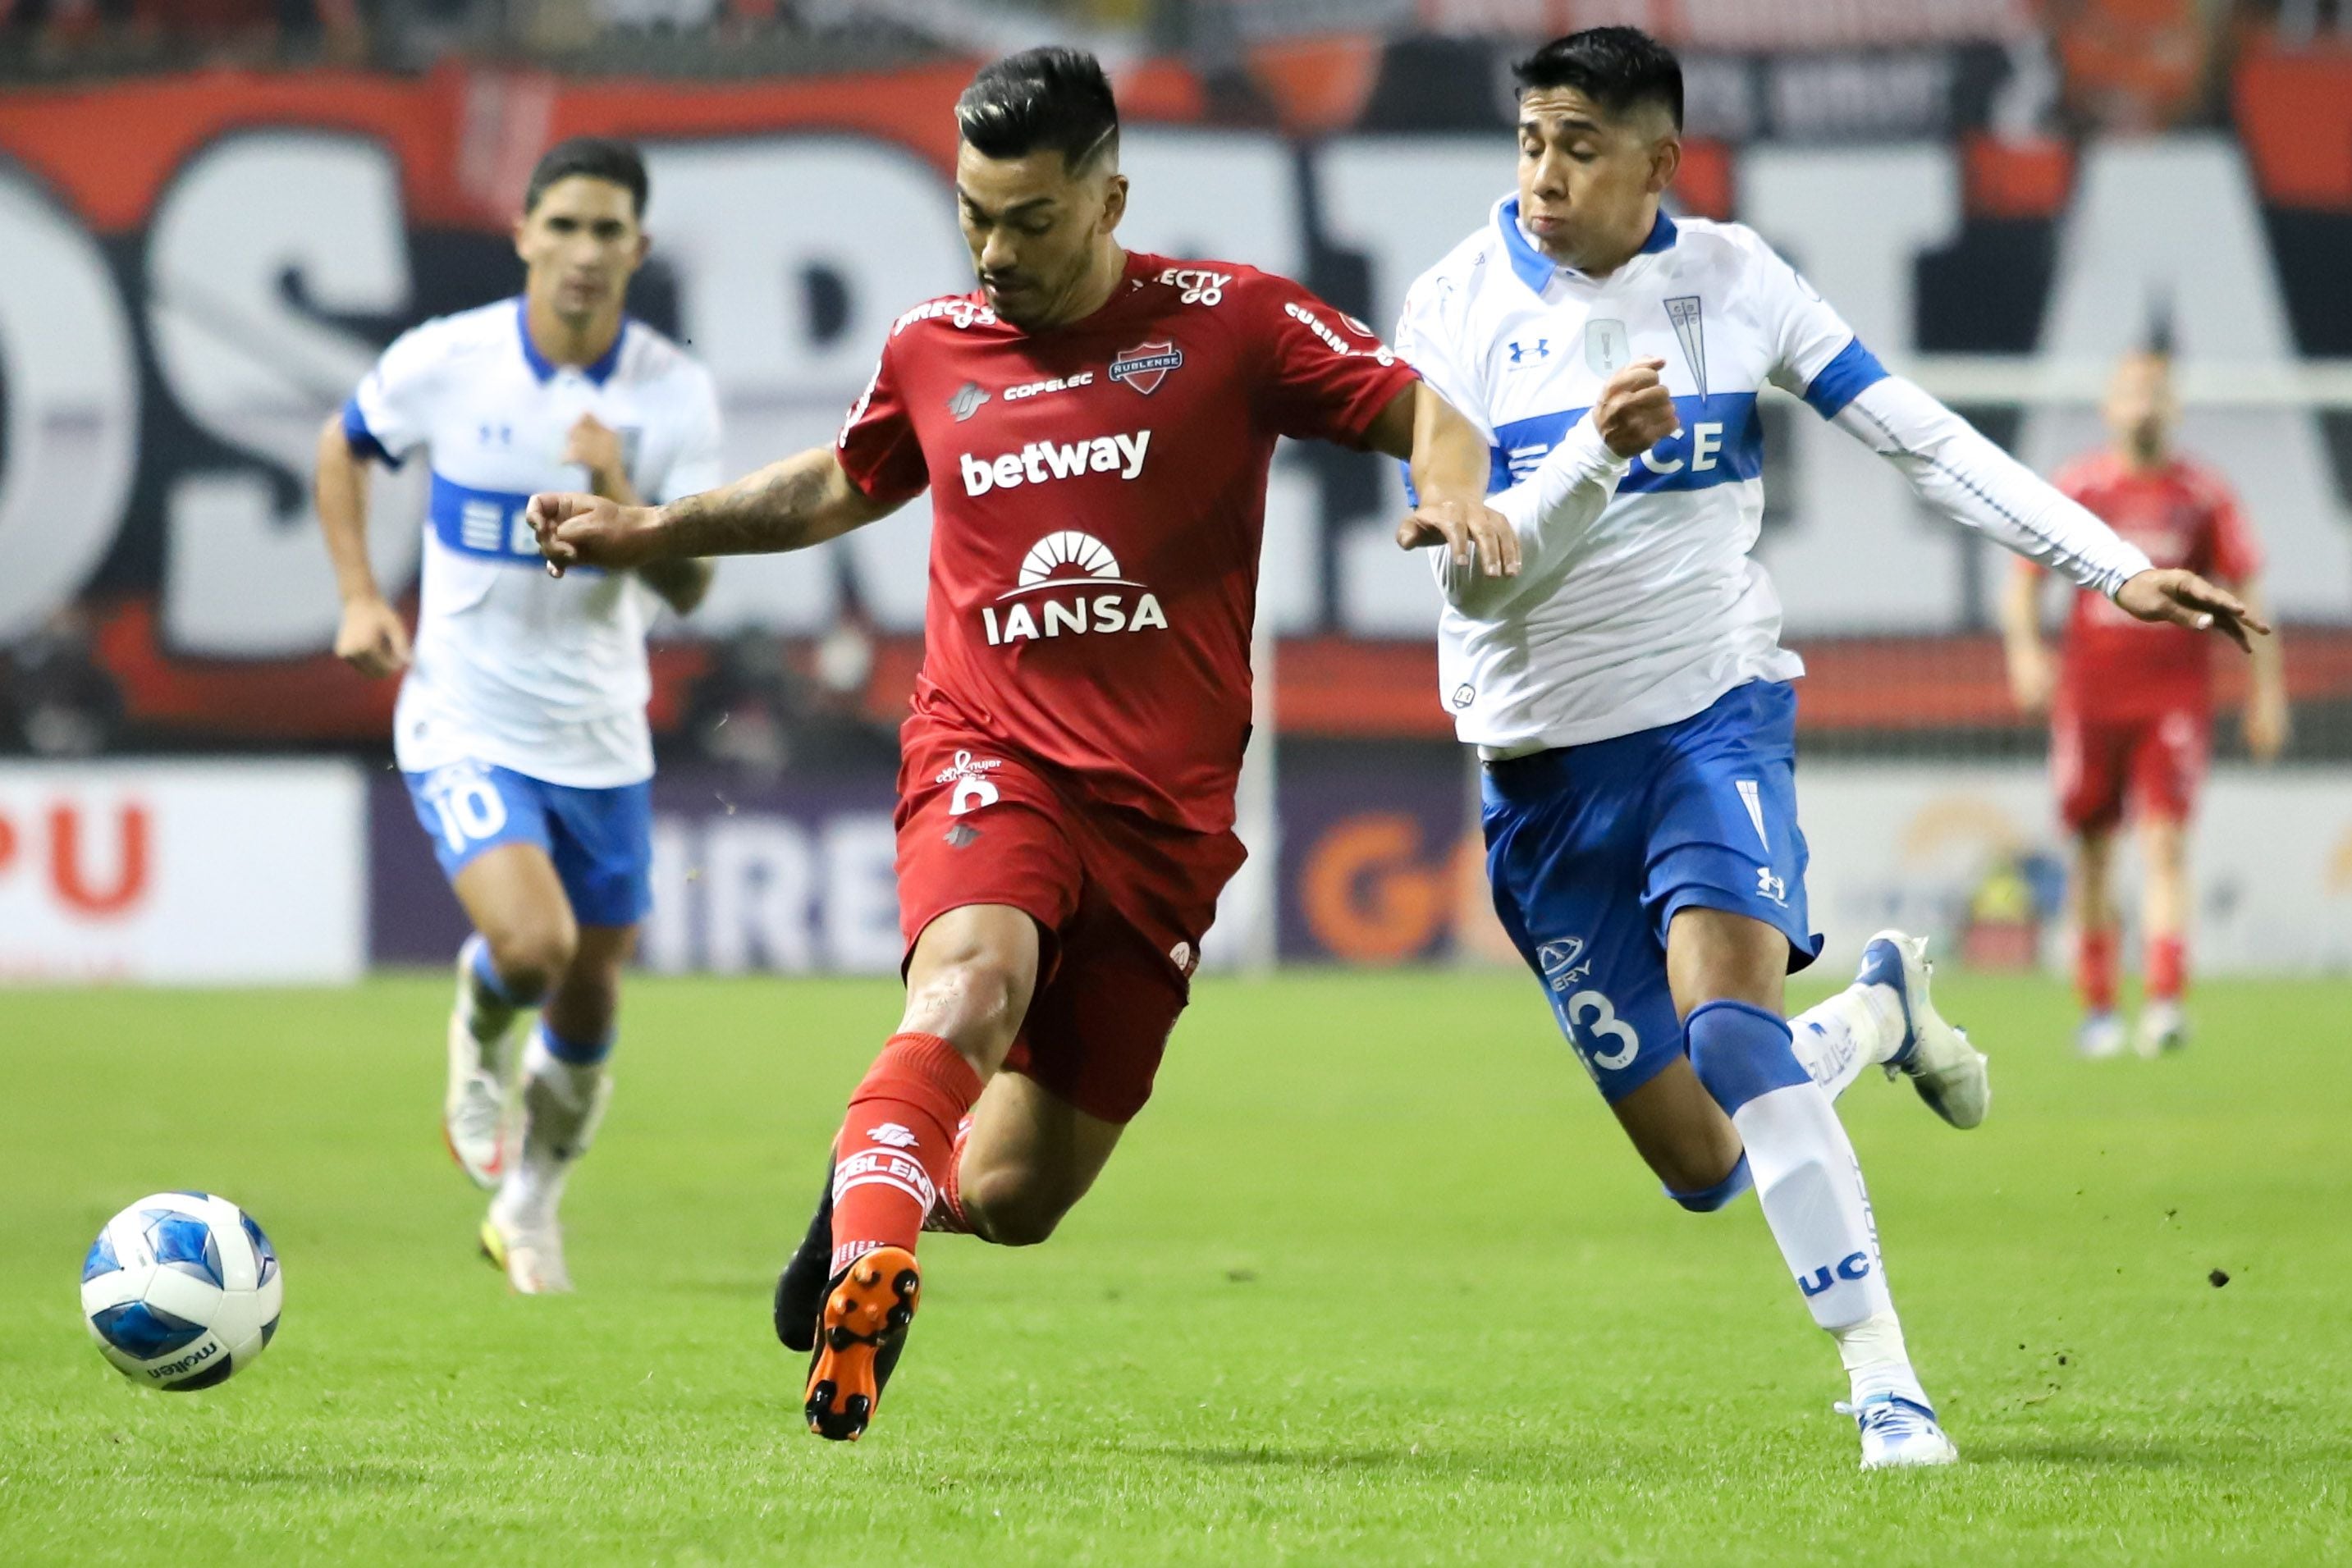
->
<box><xmin>665</xmin><ymin>460</ymin><xmax>832</xmax><ymax>556</ymax></box>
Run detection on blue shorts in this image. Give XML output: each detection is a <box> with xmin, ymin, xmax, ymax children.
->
<box><xmin>1482</xmin><ymin>680</ymin><xmax>1823</xmax><ymax>1104</ymax></box>
<box><xmin>403</xmin><ymin>761</ymin><xmax>653</xmax><ymax>929</ymax></box>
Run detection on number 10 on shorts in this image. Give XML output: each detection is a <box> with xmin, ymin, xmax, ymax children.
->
<box><xmin>424</xmin><ymin>766</ymin><xmax>510</xmax><ymax>853</ymax></box>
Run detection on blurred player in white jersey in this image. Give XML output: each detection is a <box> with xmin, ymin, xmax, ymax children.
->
<box><xmin>314</xmin><ymin>138</ymin><xmax>724</xmax><ymax>1293</ymax></box>
<box><xmin>1392</xmin><ymin>27</ymin><xmax>2268</xmax><ymax>1467</ymax></box>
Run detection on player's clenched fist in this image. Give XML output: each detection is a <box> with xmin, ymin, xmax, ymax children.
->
<box><xmin>528</xmin><ymin>491</ymin><xmax>661</xmax><ymax>576</ymax></box>
<box><xmin>1594</xmin><ymin>357</ymin><xmax>1679</xmax><ymax>459</ymax></box>
<box><xmin>333</xmin><ymin>595</ymin><xmax>410</xmax><ymax>678</ymax></box>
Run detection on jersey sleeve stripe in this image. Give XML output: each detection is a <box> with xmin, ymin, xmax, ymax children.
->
<box><xmin>1801</xmin><ymin>336</ymin><xmax>1889</xmax><ymax>420</ymax></box>
<box><xmin>341</xmin><ymin>395</ymin><xmax>400</xmax><ymax>468</ymax></box>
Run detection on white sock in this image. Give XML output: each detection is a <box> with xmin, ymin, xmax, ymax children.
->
<box><xmin>1833</xmin><ymin>1311</ymin><xmax>1929</xmax><ymax>1408</ymax></box>
<box><xmin>495</xmin><ymin>1031</ymin><xmax>608</xmax><ymax>1229</ymax></box>
<box><xmin>1732</xmin><ymin>1080</ymin><xmax>1924</xmax><ymax>1401</ymax></box>
<box><xmin>1787</xmin><ymin>983</ymin><xmax>1904</xmax><ymax>1100</ymax></box>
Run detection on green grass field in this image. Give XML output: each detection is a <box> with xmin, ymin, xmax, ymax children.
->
<box><xmin>4</xmin><ymin>970</ymin><xmax>2348</xmax><ymax>1565</ymax></box>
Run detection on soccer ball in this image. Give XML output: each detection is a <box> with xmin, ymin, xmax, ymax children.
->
<box><xmin>80</xmin><ymin>1191</ymin><xmax>281</xmax><ymax>1391</ymax></box>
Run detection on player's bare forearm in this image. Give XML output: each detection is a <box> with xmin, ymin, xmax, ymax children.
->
<box><xmin>657</xmin><ymin>449</ymin><xmax>889</xmax><ymax>556</ymax></box>
<box><xmin>1397</xmin><ymin>383</ymin><xmax>1489</xmax><ymax>509</ymax></box>
<box><xmin>638</xmin><ymin>556</ymin><xmax>715</xmax><ymax>616</ymax></box>
<box><xmin>531</xmin><ymin>447</ymin><xmax>895</xmax><ymax>575</ymax></box>
<box><xmin>1380</xmin><ymin>384</ymin><xmax>1520</xmax><ymax>575</ymax></box>
<box><xmin>315</xmin><ymin>414</ymin><xmax>412</xmax><ymax>676</ymax></box>
<box><xmin>313</xmin><ymin>415</ymin><xmax>382</xmax><ymax>606</ymax></box>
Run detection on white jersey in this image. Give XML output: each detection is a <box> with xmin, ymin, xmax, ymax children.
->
<box><xmin>345</xmin><ymin>299</ymin><xmax>725</xmax><ymax>788</ymax></box>
<box><xmin>1397</xmin><ymin>201</ymin><xmax>2150</xmax><ymax>757</ymax></box>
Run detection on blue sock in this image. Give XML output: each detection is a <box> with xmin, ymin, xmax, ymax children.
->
<box><xmin>1686</xmin><ymin>999</ymin><xmax>1808</xmax><ymax>1115</ymax></box>
<box><xmin>535</xmin><ymin>1019</ymin><xmax>614</xmax><ymax>1067</ymax></box>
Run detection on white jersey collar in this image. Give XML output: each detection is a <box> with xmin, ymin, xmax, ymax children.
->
<box><xmin>1496</xmin><ymin>199</ymin><xmax>1679</xmax><ymax>295</ymax></box>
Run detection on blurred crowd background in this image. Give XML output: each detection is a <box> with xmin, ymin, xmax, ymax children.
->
<box><xmin>2</xmin><ymin>0</ymin><xmax>2348</xmax><ymax>981</ymax></box>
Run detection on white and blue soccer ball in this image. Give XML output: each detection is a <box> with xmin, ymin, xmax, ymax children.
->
<box><xmin>80</xmin><ymin>1192</ymin><xmax>281</xmax><ymax>1391</ymax></box>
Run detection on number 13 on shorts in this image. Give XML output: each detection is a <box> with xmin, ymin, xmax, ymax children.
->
<box><xmin>1554</xmin><ymin>985</ymin><xmax>1642</xmax><ymax>1081</ymax></box>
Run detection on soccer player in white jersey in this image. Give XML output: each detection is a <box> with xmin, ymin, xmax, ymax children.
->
<box><xmin>1392</xmin><ymin>28</ymin><xmax>2269</xmax><ymax>1467</ymax></box>
<box><xmin>314</xmin><ymin>138</ymin><xmax>724</xmax><ymax>1293</ymax></box>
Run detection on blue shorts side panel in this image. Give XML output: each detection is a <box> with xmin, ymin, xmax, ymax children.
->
<box><xmin>1640</xmin><ymin>681</ymin><xmax>1823</xmax><ymax>971</ymax></box>
<box><xmin>404</xmin><ymin>763</ymin><xmax>652</xmax><ymax>928</ymax></box>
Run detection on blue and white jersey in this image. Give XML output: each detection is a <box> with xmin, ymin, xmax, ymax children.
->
<box><xmin>344</xmin><ymin>299</ymin><xmax>724</xmax><ymax>788</ymax></box>
<box><xmin>1396</xmin><ymin>203</ymin><xmax>1882</xmax><ymax>754</ymax></box>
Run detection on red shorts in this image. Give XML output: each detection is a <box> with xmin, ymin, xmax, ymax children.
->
<box><xmin>2052</xmin><ymin>706</ymin><xmax>2208</xmax><ymax>833</ymax></box>
<box><xmin>894</xmin><ymin>718</ymin><xmax>1247</xmax><ymax>1125</ymax></box>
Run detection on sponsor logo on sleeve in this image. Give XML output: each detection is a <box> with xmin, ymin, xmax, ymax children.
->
<box><xmin>1284</xmin><ymin>301</ymin><xmax>1395</xmax><ymax>365</ymax></box>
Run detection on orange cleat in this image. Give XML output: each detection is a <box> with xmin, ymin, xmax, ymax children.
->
<box><xmin>803</xmin><ymin>1246</ymin><xmax>920</xmax><ymax>1441</ymax></box>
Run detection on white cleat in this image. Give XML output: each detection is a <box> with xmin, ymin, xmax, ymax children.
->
<box><xmin>443</xmin><ymin>939</ymin><xmax>516</xmax><ymax>1190</ymax></box>
<box><xmin>2078</xmin><ymin>1011</ymin><xmax>2126</xmax><ymax>1060</ymax></box>
<box><xmin>478</xmin><ymin>1209</ymin><xmax>572</xmax><ymax>1295</ymax></box>
<box><xmin>1862</xmin><ymin>930</ymin><xmax>1990</xmax><ymax>1130</ymax></box>
<box><xmin>1840</xmin><ymin>1395</ymin><xmax>1960</xmax><ymax>1470</ymax></box>
<box><xmin>2135</xmin><ymin>1000</ymin><xmax>2189</xmax><ymax>1058</ymax></box>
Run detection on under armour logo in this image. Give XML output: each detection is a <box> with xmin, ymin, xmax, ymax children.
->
<box><xmin>1756</xmin><ymin>866</ymin><xmax>1787</xmax><ymax>907</ymax></box>
<box><xmin>1506</xmin><ymin>338</ymin><xmax>1550</xmax><ymax>365</ymax></box>
<box><xmin>867</xmin><ymin>1122</ymin><xmax>920</xmax><ymax>1150</ymax></box>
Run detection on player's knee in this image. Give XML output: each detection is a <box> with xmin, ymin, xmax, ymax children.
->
<box><xmin>1686</xmin><ymin>999</ymin><xmax>1807</xmax><ymax>1118</ymax></box>
<box><xmin>962</xmin><ymin>1168</ymin><xmax>1070</xmax><ymax>1247</ymax></box>
<box><xmin>906</xmin><ymin>955</ymin><xmax>1028</xmax><ymax>1061</ymax></box>
<box><xmin>486</xmin><ymin>921</ymin><xmax>578</xmax><ymax>1006</ymax></box>
<box><xmin>1663</xmin><ymin>1153</ymin><xmax>1752</xmax><ymax>1213</ymax></box>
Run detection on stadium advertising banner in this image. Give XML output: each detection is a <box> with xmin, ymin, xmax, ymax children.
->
<box><xmin>0</xmin><ymin>760</ymin><xmax>366</xmax><ymax>984</ymax></box>
<box><xmin>2</xmin><ymin>66</ymin><xmax>2349</xmax><ymax>753</ymax></box>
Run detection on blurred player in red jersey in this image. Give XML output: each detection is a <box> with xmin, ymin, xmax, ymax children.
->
<box><xmin>2001</xmin><ymin>348</ymin><xmax>2288</xmax><ymax>1059</ymax></box>
<box><xmin>527</xmin><ymin>48</ymin><xmax>1512</xmax><ymax>1439</ymax></box>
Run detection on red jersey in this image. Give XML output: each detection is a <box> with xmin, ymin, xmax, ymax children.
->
<box><xmin>2048</xmin><ymin>450</ymin><xmax>2260</xmax><ymax>719</ymax></box>
<box><xmin>835</xmin><ymin>252</ymin><xmax>1417</xmax><ymax>834</ymax></box>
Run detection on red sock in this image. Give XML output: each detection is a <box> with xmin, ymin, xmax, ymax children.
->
<box><xmin>921</xmin><ymin>1114</ymin><xmax>978</xmax><ymax>1236</ymax></box>
<box><xmin>2147</xmin><ymin>935</ymin><xmax>2187</xmax><ymax>1001</ymax></box>
<box><xmin>2077</xmin><ymin>927</ymin><xmax>2118</xmax><ymax>1013</ymax></box>
<box><xmin>828</xmin><ymin>1033</ymin><xmax>983</xmax><ymax>1277</ymax></box>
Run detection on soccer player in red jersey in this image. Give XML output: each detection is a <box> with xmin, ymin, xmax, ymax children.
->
<box><xmin>2002</xmin><ymin>348</ymin><xmax>2288</xmax><ymax>1058</ymax></box>
<box><xmin>526</xmin><ymin>48</ymin><xmax>1512</xmax><ymax>1439</ymax></box>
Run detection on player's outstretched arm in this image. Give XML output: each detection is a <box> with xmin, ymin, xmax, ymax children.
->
<box><xmin>313</xmin><ymin>413</ymin><xmax>410</xmax><ymax>678</ymax></box>
<box><xmin>1830</xmin><ymin>376</ymin><xmax>2272</xmax><ymax>651</ymax></box>
<box><xmin>530</xmin><ymin>446</ymin><xmax>898</xmax><ymax>577</ymax></box>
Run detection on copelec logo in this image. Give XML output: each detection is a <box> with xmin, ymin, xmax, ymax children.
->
<box><xmin>948</xmin><ymin>382</ymin><xmax>990</xmax><ymax>422</ymax></box>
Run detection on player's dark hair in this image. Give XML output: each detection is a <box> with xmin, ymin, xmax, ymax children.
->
<box><xmin>524</xmin><ymin>137</ymin><xmax>650</xmax><ymax>220</ymax></box>
<box><xmin>955</xmin><ymin>47</ymin><xmax>1121</xmax><ymax>173</ymax></box>
<box><xmin>1513</xmin><ymin>26</ymin><xmax>1683</xmax><ymax>131</ymax></box>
